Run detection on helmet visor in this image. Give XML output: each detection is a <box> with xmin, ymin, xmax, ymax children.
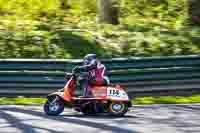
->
<box><xmin>83</xmin><ymin>59</ymin><xmax>90</xmax><ymax>65</ymax></box>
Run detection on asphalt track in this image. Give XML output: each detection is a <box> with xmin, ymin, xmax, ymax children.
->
<box><xmin>0</xmin><ymin>104</ymin><xmax>200</xmax><ymax>133</ymax></box>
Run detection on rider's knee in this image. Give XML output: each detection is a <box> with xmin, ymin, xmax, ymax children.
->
<box><xmin>103</xmin><ymin>76</ymin><xmax>110</xmax><ymax>85</ymax></box>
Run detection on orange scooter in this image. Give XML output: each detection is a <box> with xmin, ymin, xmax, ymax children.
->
<box><xmin>44</xmin><ymin>70</ymin><xmax>131</xmax><ymax>116</ymax></box>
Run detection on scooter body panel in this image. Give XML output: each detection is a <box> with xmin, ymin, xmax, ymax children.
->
<box><xmin>44</xmin><ymin>72</ymin><xmax>131</xmax><ymax>116</ymax></box>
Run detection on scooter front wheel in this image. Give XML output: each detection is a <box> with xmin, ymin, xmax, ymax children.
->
<box><xmin>44</xmin><ymin>97</ymin><xmax>64</xmax><ymax>116</ymax></box>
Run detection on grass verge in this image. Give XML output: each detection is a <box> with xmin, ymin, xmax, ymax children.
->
<box><xmin>133</xmin><ymin>95</ymin><xmax>200</xmax><ymax>104</ymax></box>
<box><xmin>0</xmin><ymin>97</ymin><xmax>46</xmax><ymax>105</ymax></box>
<box><xmin>0</xmin><ymin>95</ymin><xmax>200</xmax><ymax>105</ymax></box>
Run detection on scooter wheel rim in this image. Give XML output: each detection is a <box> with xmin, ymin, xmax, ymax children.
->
<box><xmin>49</xmin><ymin>102</ymin><xmax>60</xmax><ymax>112</ymax></box>
<box><xmin>110</xmin><ymin>102</ymin><xmax>125</xmax><ymax>113</ymax></box>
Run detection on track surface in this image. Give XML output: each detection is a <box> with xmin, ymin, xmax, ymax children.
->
<box><xmin>0</xmin><ymin>104</ymin><xmax>200</xmax><ymax>133</ymax></box>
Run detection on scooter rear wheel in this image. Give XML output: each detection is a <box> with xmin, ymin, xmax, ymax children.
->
<box><xmin>108</xmin><ymin>102</ymin><xmax>128</xmax><ymax>116</ymax></box>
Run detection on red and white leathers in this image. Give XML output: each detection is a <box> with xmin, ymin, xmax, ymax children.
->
<box><xmin>78</xmin><ymin>59</ymin><xmax>110</xmax><ymax>96</ymax></box>
<box><xmin>89</xmin><ymin>60</ymin><xmax>109</xmax><ymax>86</ymax></box>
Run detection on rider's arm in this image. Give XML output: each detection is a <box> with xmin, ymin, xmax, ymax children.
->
<box><xmin>79</xmin><ymin>59</ymin><xmax>97</xmax><ymax>71</ymax></box>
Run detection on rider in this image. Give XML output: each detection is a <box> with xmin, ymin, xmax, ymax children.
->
<box><xmin>73</xmin><ymin>54</ymin><xmax>110</xmax><ymax>97</ymax></box>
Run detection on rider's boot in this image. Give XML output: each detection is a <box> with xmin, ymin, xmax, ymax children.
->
<box><xmin>83</xmin><ymin>86</ymin><xmax>93</xmax><ymax>97</ymax></box>
<box><xmin>79</xmin><ymin>79</ymin><xmax>91</xmax><ymax>98</ymax></box>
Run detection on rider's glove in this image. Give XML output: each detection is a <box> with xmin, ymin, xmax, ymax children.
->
<box><xmin>72</xmin><ymin>66</ymin><xmax>81</xmax><ymax>73</ymax></box>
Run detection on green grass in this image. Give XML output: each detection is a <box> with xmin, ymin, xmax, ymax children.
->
<box><xmin>0</xmin><ymin>97</ymin><xmax>46</xmax><ymax>105</ymax></box>
<box><xmin>0</xmin><ymin>95</ymin><xmax>200</xmax><ymax>105</ymax></box>
<box><xmin>133</xmin><ymin>95</ymin><xmax>200</xmax><ymax>104</ymax></box>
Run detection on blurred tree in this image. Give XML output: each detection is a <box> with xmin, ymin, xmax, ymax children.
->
<box><xmin>81</xmin><ymin>0</ymin><xmax>97</xmax><ymax>14</ymax></box>
<box><xmin>97</xmin><ymin>0</ymin><xmax>119</xmax><ymax>25</ymax></box>
<box><xmin>188</xmin><ymin>0</ymin><xmax>200</xmax><ymax>25</ymax></box>
<box><xmin>60</xmin><ymin>0</ymin><xmax>70</xmax><ymax>9</ymax></box>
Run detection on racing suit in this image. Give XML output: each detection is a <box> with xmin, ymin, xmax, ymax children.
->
<box><xmin>77</xmin><ymin>59</ymin><xmax>109</xmax><ymax>97</ymax></box>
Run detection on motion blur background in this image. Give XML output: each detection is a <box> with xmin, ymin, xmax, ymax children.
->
<box><xmin>0</xmin><ymin>0</ymin><xmax>200</xmax><ymax>59</ymax></box>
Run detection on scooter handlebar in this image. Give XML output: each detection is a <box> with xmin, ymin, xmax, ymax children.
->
<box><xmin>64</xmin><ymin>71</ymin><xmax>79</xmax><ymax>79</ymax></box>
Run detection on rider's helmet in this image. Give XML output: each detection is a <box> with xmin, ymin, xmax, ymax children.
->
<box><xmin>83</xmin><ymin>54</ymin><xmax>97</xmax><ymax>65</ymax></box>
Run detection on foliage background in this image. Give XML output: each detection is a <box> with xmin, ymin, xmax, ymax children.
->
<box><xmin>0</xmin><ymin>0</ymin><xmax>200</xmax><ymax>58</ymax></box>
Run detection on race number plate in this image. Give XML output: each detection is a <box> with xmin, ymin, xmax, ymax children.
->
<box><xmin>107</xmin><ymin>87</ymin><xmax>129</xmax><ymax>100</ymax></box>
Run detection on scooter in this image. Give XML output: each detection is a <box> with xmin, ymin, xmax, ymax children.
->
<box><xmin>43</xmin><ymin>70</ymin><xmax>132</xmax><ymax>116</ymax></box>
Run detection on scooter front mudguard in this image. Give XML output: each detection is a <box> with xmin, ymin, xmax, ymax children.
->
<box><xmin>47</xmin><ymin>92</ymin><xmax>65</xmax><ymax>101</ymax></box>
<box><xmin>46</xmin><ymin>92</ymin><xmax>73</xmax><ymax>108</ymax></box>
